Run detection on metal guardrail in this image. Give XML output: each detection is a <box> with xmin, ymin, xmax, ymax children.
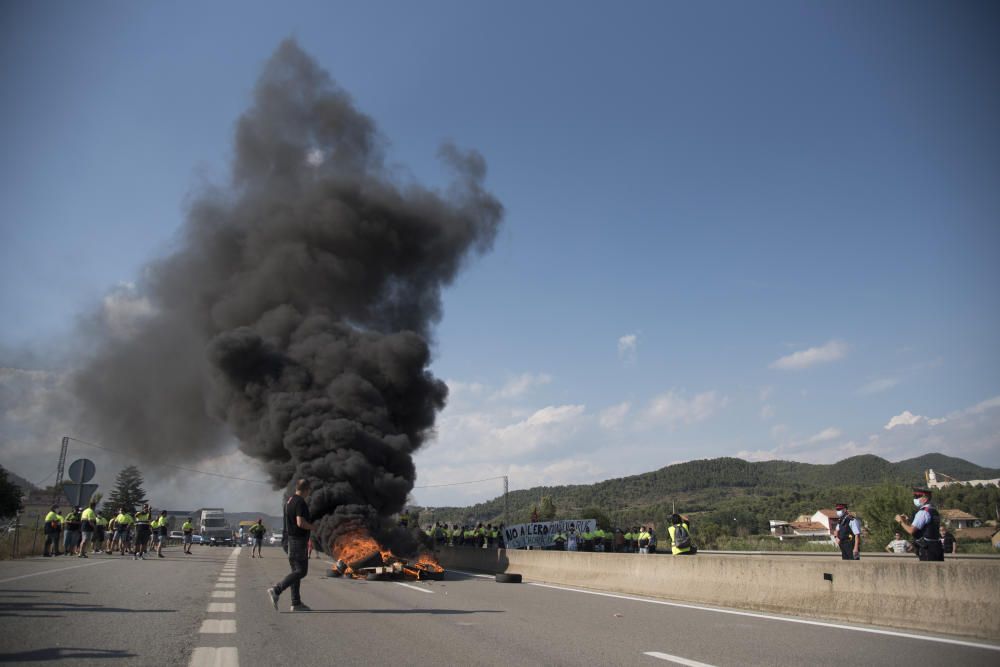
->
<box><xmin>700</xmin><ymin>549</ymin><xmax>1000</xmax><ymax>560</ymax></box>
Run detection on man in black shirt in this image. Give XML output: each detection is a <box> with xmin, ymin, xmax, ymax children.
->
<box><xmin>267</xmin><ymin>478</ymin><xmax>315</xmax><ymax>612</ymax></box>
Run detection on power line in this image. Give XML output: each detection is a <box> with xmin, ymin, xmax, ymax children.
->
<box><xmin>413</xmin><ymin>475</ymin><xmax>507</xmax><ymax>489</ymax></box>
<box><xmin>63</xmin><ymin>436</ymin><xmax>272</xmax><ymax>486</ymax></box>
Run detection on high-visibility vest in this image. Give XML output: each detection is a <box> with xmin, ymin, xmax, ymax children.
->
<box><xmin>135</xmin><ymin>512</ymin><xmax>151</xmax><ymax>526</ymax></box>
<box><xmin>96</xmin><ymin>516</ymin><xmax>108</xmax><ymax>527</ymax></box>
<box><xmin>116</xmin><ymin>513</ymin><xmax>134</xmax><ymax>526</ymax></box>
<box><xmin>182</xmin><ymin>522</ymin><xmax>193</xmax><ymax>534</ymax></box>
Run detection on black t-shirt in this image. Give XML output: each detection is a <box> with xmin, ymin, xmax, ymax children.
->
<box><xmin>285</xmin><ymin>495</ymin><xmax>311</xmax><ymax>539</ymax></box>
<box><xmin>941</xmin><ymin>532</ymin><xmax>956</xmax><ymax>552</ymax></box>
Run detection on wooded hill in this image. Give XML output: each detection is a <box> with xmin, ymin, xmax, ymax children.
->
<box><xmin>422</xmin><ymin>453</ymin><xmax>1000</xmax><ymax>537</ymax></box>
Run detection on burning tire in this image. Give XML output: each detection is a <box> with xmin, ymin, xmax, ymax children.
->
<box><xmin>366</xmin><ymin>572</ymin><xmax>390</xmax><ymax>581</ymax></box>
<box><xmin>495</xmin><ymin>573</ymin><xmax>522</xmax><ymax>584</ymax></box>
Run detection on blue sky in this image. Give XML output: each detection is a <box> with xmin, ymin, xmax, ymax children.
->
<box><xmin>1</xmin><ymin>2</ymin><xmax>998</xmax><ymax>510</ymax></box>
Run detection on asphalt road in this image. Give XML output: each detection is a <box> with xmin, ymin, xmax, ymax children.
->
<box><xmin>0</xmin><ymin>545</ymin><xmax>997</xmax><ymax>666</ymax></box>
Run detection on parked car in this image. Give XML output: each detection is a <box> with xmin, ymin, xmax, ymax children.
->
<box><xmin>169</xmin><ymin>531</ymin><xmax>184</xmax><ymax>540</ymax></box>
<box><xmin>269</xmin><ymin>531</ymin><xmax>283</xmax><ymax>546</ymax></box>
<box><xmin>191</xmin><ymin>535</ymin><xmax>204</xmax><ymax>544</ymax></box>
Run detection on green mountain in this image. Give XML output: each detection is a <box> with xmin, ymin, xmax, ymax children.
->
<box><xmin>421</xmin><ymin>453</ymin><xmax>1000</xmax><ymax>537</ymax></box>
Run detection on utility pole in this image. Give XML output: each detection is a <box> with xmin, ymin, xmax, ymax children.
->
<box><xmin>52</xmin><ymin>436</ymin><xmax>68</xmax><ymax>503</ymax></box>
<box><xmin>503</xmin><ymin>475</ymin><xmax>509</xmax><ymax>526</ymax></box>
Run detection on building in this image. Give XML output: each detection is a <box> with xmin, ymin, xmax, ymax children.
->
<box><xmin>811</xmin><ymin>509</ymin><xmax>839</xmax><ymax>536</ymax></box>
<box><xmin>940</xmin><ymin>509</ymin><xmax>981</xmax><ymax>530</ymax></box>
<box><xmin>926</xmin><ymin>469</ymin><xmax>1000</xmax><ymax>489</ymax></box>
<box><xmin>769</xmin><ymin>520</ymin><xmax>832</xmax><ymax>541</ymax></box>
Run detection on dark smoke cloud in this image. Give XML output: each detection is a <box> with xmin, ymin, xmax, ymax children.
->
<box><xmin>73</xmin><ymin>39</ymin><xmax>502</xmax><ymax>548</ymax></box>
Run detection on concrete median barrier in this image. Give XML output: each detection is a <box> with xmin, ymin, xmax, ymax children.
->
<box><xmin>435</xmin><ymin>547</ymin><xmax>1000</xmax><ymax>640</ymax></box>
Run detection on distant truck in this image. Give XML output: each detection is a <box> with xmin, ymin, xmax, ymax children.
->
<box><xmin>199</xmin><ymin>508</ymin><xmax>232</xmax><ymax>547</ymax></box>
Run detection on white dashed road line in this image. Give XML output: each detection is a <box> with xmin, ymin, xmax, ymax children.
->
<box><xmin>394</xmin><ymin>582</ymin><xmax>434</xmax><ymax>594</ymax></box>
<box><xmin>200</xmin><ymin>619</ymin><xmax>237</xmax><ymax>633</ymax></box>
<box><xmin>0</xmin><ymin>559</ymin><xmax>113</xmax><ymax>584</ymax></box>
<box><xmin>188</xmin><ymin>647</ymin><xmax>239</xmax><ymax>667</ymax></box>
<box><xmin>188</xmin><ymin>547</ymin><xmax>241</xmax><ymax>667</ymax></box>
<box><xmin>644</xmin><ymin>652</ymin><xmax>717</xmax><ymax>666</ymax></box>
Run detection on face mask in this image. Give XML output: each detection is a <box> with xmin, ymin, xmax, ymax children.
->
<box><xmin>913</xmin><ymin>498</ymin><xmax>923</xmax><ymax>508</ymax></box>
<box><xmin>836</xmin><ymin>510</ymin><xmax>844</xmax><ymax>518</ymax></box>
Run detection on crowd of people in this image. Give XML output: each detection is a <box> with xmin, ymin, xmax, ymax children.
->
<box><xmin>42</xmin><ymin>500</ymin><xmax>198</xmax><ymax>559</ymax></box>
<box><xmin>425</xmin><ymin>514</ymin><xmax>698</xmax><ymax>555</ymax></box>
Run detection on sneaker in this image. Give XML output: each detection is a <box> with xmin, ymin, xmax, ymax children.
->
<box><xmin>158</xmin><ymin>553</ymin><xmax>164</xmax><ymax>558</ymax></box>
<box><xmin>266</xmin><ymin>587</ymin><xmax>279</xmax><ymax>610</ymax></box>
<box><xmin>290</xmin><ymin>603</ymin><xmax>311</xmax><ymax>612</ymax></box>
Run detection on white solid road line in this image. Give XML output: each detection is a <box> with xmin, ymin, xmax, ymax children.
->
<box><xmin>207</xmin><ymin>602</ymin><xmax>236</xmax><ymax>613</ymax></box>
<box><xmin>525</xmin><ymin>582</ymin><xmax>1000</xmax><ymax>653</ymax></box>
<box><xmin>199</xmin><ymin>619</ymin><xmax>237</xmax><ymax>633</ymax></box>
<box><xmin>644</xmin><ymin>652</ymin><xmax>717</xmax><ymax>666</ymax></box>
<box><xmin>394</xmin><ymin>582</ymin><xmax>434</xmax><ymax>594</ymax></box>
<box><xmin>0</xmin><ymin>559</ymin><xmax>113</xmax><ymax>584</ymax></box>
<box><xmin>188</xmin><ymin>647</ymin><xmax>238</xmax><ymax>667</ymax></box>
<box><xmin>211</xmin><ymin>590</ymin><xmax>236</xmax><ymax>598</ymax></box>
<box><xmin>215</xmin><ymin>582</ymin><xmax>235</xmax><ymax>589</ymax></box>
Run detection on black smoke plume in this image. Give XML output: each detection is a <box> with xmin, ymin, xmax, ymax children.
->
<box><xmin>73</xmin><ymin>39</ymin><xmax>502</xmax><ymax>551</ymax></box>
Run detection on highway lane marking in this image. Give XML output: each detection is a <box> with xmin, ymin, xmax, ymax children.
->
<box><xmin>207</xmin><ymin>602</ymin><xmax>236</xmax><ymax>613</ymax></box>
<box><xmin>394</xmin><ymin>582</ymin><xmax>434</xmax><ymax>594</ymax></box>
<box><xmin>200</xmin><ymin>619</ymin><xmax>237</xmax><ymax>633</ymax></box>
<box><xmin>644</xmin><ymin>652</ymin><xmax>717</xmax><ymax>666</ymax></box>
<box><xmin>218</xmin><ymin>577</ymin><xmax>235</xmax><ymax>583</ymax></box>
<box><xmin>0</xmin><ymin>559</ymin><xmax>113</xmax><ymax>584</ymax></box>
<box><xmin>524</xmin><ymin>582</ymin><xmax>1000</xmax><ymax>653</ymax></box>
<box><xmin>215</xmin><ymin>582</ymin><xmax>235</xmax><ymax>589</ymax></box>
<box><xmin>188</xmin><ymin>647</ymin><xmax>238</xmax><ymax>667</ymax></box>
<box><xmin>211</xmin><ymin>590</ymin><xmax>236</xmax><ymax>598</ymax></box>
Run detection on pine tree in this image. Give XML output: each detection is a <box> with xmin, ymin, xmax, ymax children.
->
<box><xmin>103</xmin><ymin>465</ymin><xmax>148</xmax><ymax>518</ymax></box>
<box><xmin>0</xmin><ymin>466</ymin><xmax>25</xmax><ymax>518</ymax></box>
<box><xmin>539</xmin><ymin>496</ymin><xmax>557</xmax><ymax>521</ymax></box>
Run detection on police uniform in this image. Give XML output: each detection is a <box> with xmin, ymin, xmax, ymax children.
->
<box><xmin>907</xmin><ymin>488</ymin><xmax>944</xmax><ymax>561</ymax></box>
<box><xmin>834</xmin><ymin>503</ymin><xmax>862</xmax><ymax>560</ymax></box>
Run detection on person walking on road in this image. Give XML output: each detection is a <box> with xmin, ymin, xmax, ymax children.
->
<box><xmin>43</xmin><ymin>504</ymin><xmax>61</xmax><ymax>557</ymax></box>
<box><xmin>267</xmin><ymin>478</ymin><xmax>314</xmax><ymax>612</ymax></box>
<box><xmin>250</xmin><ymin>518</ymin><xmax>265</xmax><ymax>558</ymax></box>
<box><xmin>939</xmin><ymin>525</ymin><xmax>957</xmax><ymax>556</ymax></box>
<box><xmin>182</xmin><ymin>517</ymin><xmax>194</xmax><ymax>554</ymax></box>
<box><xmin>112</xmin><ymin>507</ymin><xmax>134</xmax><ymax>556</ymax></box>
<box><xmin>134</xmin><ymin>504</ymin><xmax>152</xmax><ymax>560</ymax></box>
<box><xmin>155</xmin><ymin>510</ymin><xmax>169</xmax><ymax>558</ymax></box>
<box><xmin>896</xmin><ymin>487</ymin><xmax>944</xmax><ymax>561</ymax></box>
<box><xmin>63</xmin><ymin>507</ymin><xmax>82</xmax><ymax>557</ymax></box>
<box><xmin>834</xmin><ymin>503</ymin><xmax>862</xmax><ymax>560</ymax></box>
<box><xmin>79</xmin><ymin>501</ymin><xmax>98</xmax><ymax>558</ymax></box>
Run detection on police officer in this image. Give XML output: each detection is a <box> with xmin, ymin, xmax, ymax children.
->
<box><xmin>552</xmin><ymin>529</ymin><xmax>567</xmax><ymax>551</ymax></box>
<box><xmin>834</xmin><ymin>503</ymin><xmax>862</xmax><ymax>560</ymax></box>
<box><xmin>896</xmin><ymin>487</ymin><xmax>944</xmax><ymax>561</ymax></box>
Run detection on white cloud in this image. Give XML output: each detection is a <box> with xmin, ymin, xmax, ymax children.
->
<box><xmin>618</xmin><ymin>334</ymin><xmax>638</xmax><ymax>364</ymax></box>
<box><xmin>760</xmin><ymin>404</ymin><xmax>775</xmax><ymax>420</ymax></box>
<box><xmin>806</xmin><ymin>427</ymin><xmax>842</xmax><ymax>443</ymax></box>
<box><xmin>101</xmin><ymin>283</ymin><xmax>155</xmax><ymax>340</ymax></box>
<box><xmin>491</xmin><ymin>373</ymin><xmax>552</xmax><ymax>400</ymax></box>
<box><xmin>884</xmin><ymin>410</ymin><xmax>931</xmax><ymax>430</ymax></box>
<box><xmin>770</xmin><ymin>340</ymin><xmax>847</xmax><ymax>370</ymax></box>
<box><xmin>643</xmin><ymin>390</ymin><xmax>728</xmax><ymax>427</ymax></box>
<box><xmin>859</xmin><ymin>378</ymin><xmax>898</xmax><ymax>395</ymax></box>
<box><xmin>599</xmin><ymin>402</ymin><xmax>631</xmax><ymax>429</ymax></box>
<box><xmin>305</xmin><ymin>147</ymin><xmax>324</xmax><ymax>166</ymax></box>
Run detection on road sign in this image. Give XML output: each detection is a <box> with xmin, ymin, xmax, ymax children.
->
<box><xmin>63</xmin><ymin>483</ymin><xmax>99</xmax><ymax>507</ymax></box>
<box><xmin>68</xmin><ymin>458</ymin><xmax>96</xmax><ymax>483</ymax></box>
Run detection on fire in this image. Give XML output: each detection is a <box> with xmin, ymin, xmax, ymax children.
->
<box><xmin>328</xmin><ymin>530</ymin><xmax>444</xmax><ymax>581</ymax></box>
<box><xmin>329</xmin><ymin>528</ymin><xmax>393</xmax><ymax>569</ymax></box>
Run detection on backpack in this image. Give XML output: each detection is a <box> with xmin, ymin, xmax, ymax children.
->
<box><xmin>672</xmin><ymin>524</ymin><xmax>691</xmax><ymax>549</ymax></box>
